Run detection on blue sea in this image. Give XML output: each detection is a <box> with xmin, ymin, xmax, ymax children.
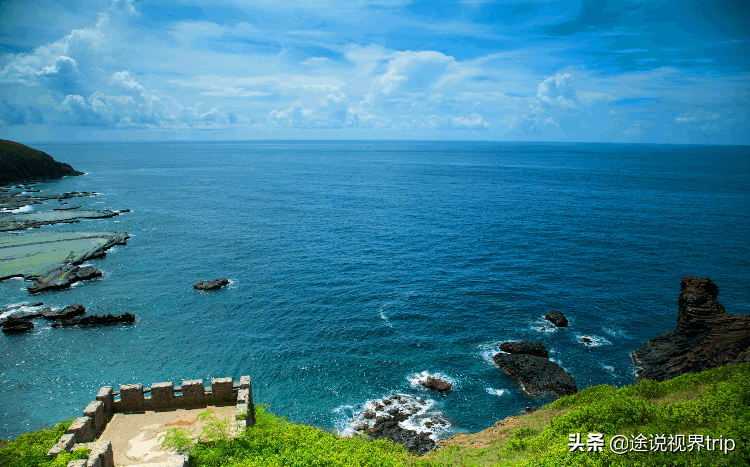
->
<box><xmin>1</xmin><ymin>141</ymin><xmax>749</xmax><ymax>440</ymax></box>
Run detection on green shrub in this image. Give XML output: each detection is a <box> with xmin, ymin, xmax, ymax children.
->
<box><xmin>0</xmin><ymin>421</ymin><xmax>89</xmax><ymax>467</ymax></box>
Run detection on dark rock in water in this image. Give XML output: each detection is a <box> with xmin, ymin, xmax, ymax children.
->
<box><xmin>1</xmin><ymin>318</ymin><xmax>34</xmax><ymax>333</ymax></box>
<box><xmin>420</xmin><ymin>375</ymin><xmax>453</xmax><ymax>392</ymax></box>
<box><xmin>366</xmin><ymin>417</ymin><xmax>436</xmax><ymax>455</ymax></box>
<box><xmin>42</xmin><ymin>304</ymin><xmax>86</xmax><ymax>320</ymax></box>
<box><xmin>53</xmin><ymin>205</ymin><xmax>82</xmax><ymax>211</ymax></box>
<box><xmin>0</xmin><ymin>140</ymin><xmax>84</xmax><ymax>185</ymax></box>
<box><xmin>545</xmin><ymin>310</ymin><xmax>568</xmax><ymax>327</ymax></box>
<box><xmin>581</xmin><ymin>337</ymin><xmax>592</xmax><ymax>343</ymax></box>
<box><xmin>28</xmin><ymin>264</ymin><xmax>102</xmax><ymax>293</ymax></box>
<box><xmin>493</xmin><ymin>353</ymin><xmax>578</xmax><ymax>396</ymax></box>
<box><xmin>52</xmin><ymin>313</ymin><xmax>135</xmax><ymax>328</ymax></box>
<box><xmin>499</xmin><ymin>340</ymin><xmax>549</xmax><ymax>358</ymax></box>
<box><xmin>119</xmin><ymin>209</ymin><xmax>131</xmax><ymax>213</ymax></box>
<box><xmin>0</xmin><ymin>303</ymin><xmax>48</xmax><ymax>320</ymax></box>
<box><xmin>632</xmin><ymin>276</ymin><xmax>750</xmax><ymax>381</ymax></box>
<box><xmin>193</xmin><ymin>278</ymin><xmax>230</xmax><ymax>290</ymax></box>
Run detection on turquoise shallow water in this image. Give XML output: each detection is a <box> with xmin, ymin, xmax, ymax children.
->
<box><xmin>1</xmin><ymin>141</ymin><xmax>749</xmax><ymax>440</ymax></box>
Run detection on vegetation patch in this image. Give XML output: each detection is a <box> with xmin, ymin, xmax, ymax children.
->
<box><xmin>427</xmin><ymin>363</ymin><xmax>750</xmax><ymax>467</ymax></box>
<box><xmin>0</xmin><ymin>421</ymin><xmax>89</xmax><ymax>467</ymax></box>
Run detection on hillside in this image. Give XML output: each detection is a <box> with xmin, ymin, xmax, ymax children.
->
<box><xmin>3</xmin><ymin>363</ymin><xmax>747</xmax><ymax>467</ymax></box>
<box><xmin>0</xmin><ymin>140</ymin><xmax>83</xmax><ymax>185</ymax></box>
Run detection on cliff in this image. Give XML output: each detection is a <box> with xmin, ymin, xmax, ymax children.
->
<box><xmin>0</xmin><ymin>140</ymin><xmax>84</xmax><ymax>185</ymax></box>
<box><xmin>632</xmin><ymin>276</ymin><xmax>750</xmax><ymax>381</ymax></box>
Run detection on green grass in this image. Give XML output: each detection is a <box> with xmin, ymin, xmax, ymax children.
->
<box><xmin>427</xmin><ymin>362</ymin><xmax>750</xmax><ymax>467</ymax></box>
<box><xmin>167</xmin><ymin>405</ymin><xmax>441</xmax><ymax>467</ymax></box>
<box><xmin>0</xmin><ymin>421</ymin><xmax>89</xmax><ymax>467</ymax></box>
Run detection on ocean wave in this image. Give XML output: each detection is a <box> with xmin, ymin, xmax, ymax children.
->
<box><xmin>486</xmin><ymin>388</ymin><xmax>507</xmax><ymax>396</ymax></box>
<box><xmin>479</xmin><ymin>341</ymin><xmax>504</xmax><ymax>367</ymax></box>
<box><xmin>574</xmin><ymin>333</ymin><xmax>612</xmax><ymax>347</ymax></box>
<box><xmin>335</xmin><ymin>393</ymin><xmax>451</xmax><ymax>441</ymax></box>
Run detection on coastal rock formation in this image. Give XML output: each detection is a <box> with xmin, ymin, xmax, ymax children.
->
<box><xmin>0</xmin><ymin>302</ymin><xmax>46</xmax><ymax>321</ymax></box>
<box><xmin>499</xmin><ymin>340</ymin><xmax>549</xmax><ymax>358</ymax></box>
<box><xmin>0</xmin><ymin>209</ymin><xmax>120</xmax><ymax>232</ymax></box>
<box><xmin>28</xmin><ymin>264</ymin><xmax>102</xmax><ymax>293</ymax></box>
<box><xmin>493</xmin><ymin>353</ymin><xmax>577</xmax><ymax>396</ymax></box>
<box><xmin>0</xmin><ymin>231</ymin><xmax>129</xmax><ymax>280</ymax></box>
<box><xmin>632</xmin><ymin>276</ymin><xmax>750</xmax><ymax>381</ymax></box>
<box><xmin>348</xmin><ymin>394</ymin><xmax>447</xmax><ymax>455</ymax></box>
<box><xmin>420</xmin><ymin>375</ymin><xmax>452</xmax><ymax>392</ymax></box>
<box><xmin>366</xmin><ymin>416</ymin><xmax>436</xmax><ymax>455</ymax></box>
<box><xmin>1</xmin><ymin>318</ymin><xmax>34</xmax><ymax>333</ymax></box>
<box><xmin>42</xmin><ymin>304</ymin><xmax>86</xmax><ymax>320</ymax></box>
<box><xmin>545</xmin><ymin>310</ymin><xmax>568</xmax><ymax>327</ymax></box>
<box><xmin>0</xmin><ymin>140</ymin><xmax>84</xmax><ymax>185</ymax></box>
<box><xmin>194</xmin><ymin>278</ymin><xmax>230</xmax><ymax>290</ymax></box>
<box><xmin>52</xmin><ymin>313</ymin><xmax>135</xmax><ymax>327</ymax></box>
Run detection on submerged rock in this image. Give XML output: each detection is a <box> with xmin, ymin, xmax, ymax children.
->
<box><xmin>632</xmin><ymin>276</ymin><xmax>750</xmax><ymax>381</ymax></box>
<box><xmin>1</xmin><ymin>318</ymin><xmax>34</xmax><ymax>333</ymax></box>
<box><xmin>28</xmin><ymin>264</ymin><xmax>102</xmax><ymax>293</ymax></box>
<box><xmin>544</xmin><ymin>310</ymin><xmax>568</xmax><ymax>327</ymax></box>
<box><xmin>493</xmin><ymin>353</ymin><xmax>577</xmax><ymax>396</ymax></box>
<box><xmin>420</xmin><ymin>376</ymin><xmax>452</xmax><ymax>392</ymax></box>
<box><xmin>499</xmin><ymin>340</ymin><xmax>549</xmax><ymax>358</ymax></box>
<box><xmin>52</xmin><ymin>313</ymin><xmax>135</xmax><ymax>327</ymax></box>
<box><xmin>41</xmin><ymin>304</ymin><xmax>86</xmax><ymax>320</ymax></box>
<box><xmin>193</xmin><ymin>278</ymin><xmax>230</xmax><ymax>290</ymax></box>
<box><xmin>0</xmin><ymin>302</ymin><xmax>46</xmax><ymax>321</ymax></box>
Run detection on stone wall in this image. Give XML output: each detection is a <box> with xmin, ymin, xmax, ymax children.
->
<box><xmin>47</xmin><ymin>375</ymin><xmax>254</xmax><ymax>466</ymax></box>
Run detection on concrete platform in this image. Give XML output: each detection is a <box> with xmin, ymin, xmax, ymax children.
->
<box><xmin>97</xmin><ymin>405</ymin><xmax>235</xmax><ymax>466</ymax></box>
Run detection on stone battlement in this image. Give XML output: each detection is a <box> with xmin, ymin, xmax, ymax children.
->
<box><xmin>48</xmin><ymin>376</ymin><xmax>254</xmax><ymax>467</ymax></box>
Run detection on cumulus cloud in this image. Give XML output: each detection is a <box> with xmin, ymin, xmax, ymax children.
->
<box><xmin>374</xmin><ymin>51</ymin><xmax>455</xmax><ymax>95</ymax></box>
<box><xmin>537</xmin><ymin>73</ymin><xmax>577</xmax><ymax>109</ymax></box>
<box><xmin>270</xmin><ymin>93</ymin><xmax>357</xmax><ymax>128</ymax></box>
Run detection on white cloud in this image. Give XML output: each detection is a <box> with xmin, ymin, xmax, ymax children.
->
<box><xmin>270</xmin><ymin>93</ymin><xmax>356</xmax><ymax>128</ymax></box>
<box><xmin>537</xmin><ymin>73</ymin><xmax>577</xmax><ymax>109</ymax></box>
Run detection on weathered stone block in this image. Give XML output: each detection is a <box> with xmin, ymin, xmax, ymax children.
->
<box><xmin>66</xmin><ymin>460</ymin><xmax>87</xmax><ymax>467</ymax></box>
<box><xmin>181</xmin><ymin>380</ymin><xmax>204</xmax><ymax>405</ymax></box>
<box><xmin>47</xmin><ymin>433</ymin><xmax>75</xmax><ymax>457</ymax></box>
<box><xmin>150</xmin><ymin>382</ymin><xmax>174</xmax><ymax>408</ymax></box>
<box><xmin>239</xmin><ymin>375</ymin><xmax>251</xmax><ymax>389</ymax></box>
<box><xmin>96</xmin><ymin>386</ymin><xmax>114</xmax><ymax>417</ymax></box>
<box><xmin>237</xmin><ymin>388</ymin><xmax>250</xmax><ymax>404</ymax></box>
<box><xmin>89</xmin><ymin>440</ymin><xmax>114</xmax><ymax>467</ymax></box>
<box><xmin>211</xmin><ymin>377</ymin><xmax>233</xmax><ymax>401</ymax></box>
<box><xmin>66</xmin><ymin>416</ymin><xmax>93</xmax><ymax>443</ymax></box>
<box><xmin>86</xmin><ymin>455</ymin><xmax>102</xmax><ymax>467</ymax></box>
<box><xmin>120</xmin><ymin>383</ymin><xmax>144</xmax><ymax>412</ymax></box>
<box><xmin>84</xmin><ymin>400</ymin><xmax>105</xmax><ymax>434</ymax></box>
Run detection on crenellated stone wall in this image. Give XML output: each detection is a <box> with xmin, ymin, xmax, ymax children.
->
<box><xmin>47</xmin><ymin>375</ymin><xmax>254</xmax><ymax>466</ymax></box>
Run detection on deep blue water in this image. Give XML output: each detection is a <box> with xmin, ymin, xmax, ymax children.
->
<box><xmin>1</xmin><ymin>141</ymin><xmax>749</xmax><ymax>440</ymax></box>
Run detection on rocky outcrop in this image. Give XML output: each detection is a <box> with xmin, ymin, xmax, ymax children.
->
<box><xmin>0</xmin><ymin>302</ymin><xmax>46</xmax><ymax>321</ymax></box>
<box><xmin>493</xmin><ymin>353</ymin><xmax>577</xmax><ymax>396</ymax></box>
<box><xmin>0</xmin><ymin>209</ymin><xmax>120</xmax><ymax>232</ymax></box>
<box><xmin>420</xmin><ymin>376</ymin><xmax>452</xmax><ymax>392</ymax></box>
<box><xmin>499</xmin><ymin>340</ymin><xmax>549</xmax><ymax>358</ymax></box>
<box><xmin>0</xmin><ymin>140</ymin><xmax>84</xmax><ymax>185</ymax></box>
<box><xmin>194</xmin><ymin>278</ymin><xmax>230</xmax><ymax>290</ymax></box>
<box><xmin>544</xmin><ymin>310</ymin><xmax>568</xmax><ymax>327</ymax></box>
<box><xmin>28</xmin><ymin>264</ymin><xmax>102</xmax><ymax>293</ymax></box>
<box><xmin>349</xmin><ymin>394</ymin><xmax>447</xmax><ymax>455</ymax></box>
<box><xmin>366</xmin><ymin>416</ymin><xmax>436</xmax><ymax>455</ymax></box>
<box><xmin>52</xmin><ymin>313</ymin><xmax>135</xmax><ymax>327</ymax></box>
<box><xmin>42</xmin><ymin>304</ymin><xmax>86</xmax><ymax>320</ymax></box>
<box><xmin>1</xmin><ymin>318</ymin><xmax>34</xmax><ymax>333</ymax></box>
<box><xmin>632</xmin><ymin>276</ymin><xmax>750</xmax><ymax>381</ymax></box>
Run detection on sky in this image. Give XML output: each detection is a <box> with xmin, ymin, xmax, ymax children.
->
<box><xmin>0</xmin><ymin>0</ymin><xmax>748</xmax><ymax>143</ymax></box>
